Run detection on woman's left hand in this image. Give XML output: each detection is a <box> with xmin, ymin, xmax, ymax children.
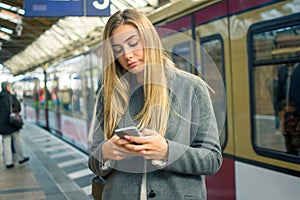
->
<box><xmin>122</xmin><ymin>128</ymin><xmax>168</xmax><ymax>160</ymax></box>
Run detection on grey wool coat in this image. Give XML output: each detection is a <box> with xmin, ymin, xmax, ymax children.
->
<box><xmin>88</xmin><ymin>69</ymin><xmax>223</xmax><ymax>200</ymax></box>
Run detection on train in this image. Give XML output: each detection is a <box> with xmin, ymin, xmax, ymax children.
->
<box><xmin>12</xmin><ymin>0</ymin><xmax>300</xmax><ymax>199</ymax></box>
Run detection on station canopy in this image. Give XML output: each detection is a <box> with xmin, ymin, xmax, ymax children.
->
<box><xmin>0</xmin><ymin>0</ymin><xmax>175</xmax><ymax>75</ymax></box>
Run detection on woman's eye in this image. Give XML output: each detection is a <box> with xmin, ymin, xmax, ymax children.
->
<box><xmin>113</xmin><ymin>47</ymin><xmax>123</xmax><ymax>54</ymax></box>
<box><xmin>129</xmin><ymin>40</ymin><xmax>139</xmax><ymax>47</ymax></box>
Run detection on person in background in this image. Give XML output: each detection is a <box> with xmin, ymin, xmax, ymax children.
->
<box><xmin>61</xmin><ymin>86</ymin><xmax>72</xmax><ymax>112</ymax></box>
<box><xmin>88</xmin><ymin>9</ymin><xmax>222</xmax><ymax>200</ymax></box>
<box><xmin>267</xmin><ymin>66</ymin><xmax>280</xmax><ymax>134</ymax></box>
<box><xmin>0</xmin><ymin>81</ymin><xmax>29</xmax><ymax>168</ymax></box>
<box><xmin>277</xmin><ymin>62</ymin><xmax>300</xmax><ymax>155</ymax></box>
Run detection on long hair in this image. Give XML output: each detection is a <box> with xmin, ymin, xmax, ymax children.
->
<box><xmin>101</xmin><ymin>9</ymin><xmax>172</xmax><ymax>139</ymax></box>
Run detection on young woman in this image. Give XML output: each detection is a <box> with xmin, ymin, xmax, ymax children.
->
<box><xmin>88</xmin><ymin>9</ymin><xmax>222</xmax><ymax>200</ymax></box>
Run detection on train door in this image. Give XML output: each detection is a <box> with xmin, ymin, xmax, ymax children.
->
<box><xmin>52</xmin><ymin>55</ymin><xmax>91</xmax><ymax>151</ymax></box>
<box><xmin>21</xmin><ymin>70</ymin><xmax>45</xmax><ymax>126</ymax></box>
<box><xmin>14</xmin><ymin>76</ymin><xmax>39</xmax><ymax>124</ymax></box>
<box><xmin>194</xmin><ymin>1</ymin><xmax>234</xmax><ymax>199</ymax></box>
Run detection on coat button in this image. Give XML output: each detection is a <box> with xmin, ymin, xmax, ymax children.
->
<box><xmin>148</xmin><ymin>190</ymin><xmax>156</xmax><ymax>198</ymax></box>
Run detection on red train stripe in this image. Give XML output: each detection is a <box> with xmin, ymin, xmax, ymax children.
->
<box><xmin>206</xmin><ymin>157</ymin><xmax>236</xmax><ymax>200</ymax></box>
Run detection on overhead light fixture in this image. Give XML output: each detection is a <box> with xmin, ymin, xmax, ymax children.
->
<box><xmin>83</xmin><ymin>45</ymin><xmax>89</xmax><ymax>52</ymax></box>
<box><xmin>0</xmin><ymin>2</ymin><xmax>24</xmax><ymax>26</ymax></box>
<box><xmin>0</xmin><ymin>3</ymin><xmax>10</xmax><ymax>9</ymax></box>
<box><xmin>0</xmin><ymin>9</ymin><xmax>22</xmax><ymax>24</ymax></box>
<box><xmin>0</xmin><ymin>2</ymin><xmax>25</xmax><ymax>15</ymax></box>
<box><xmin>0</xmin><ymin>26</ymin><xmax>13</xmax><ymax>34</ymax></box>
<box><xmin>0</xmin><ymin>32</ymin><xmax>10</xmax><ymax>41</ymax></box>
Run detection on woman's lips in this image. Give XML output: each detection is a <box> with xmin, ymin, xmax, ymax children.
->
<box><xmin>128</xmin><ymin>61</ymin><xmax>139</xmax><ymax>67</ymax></box>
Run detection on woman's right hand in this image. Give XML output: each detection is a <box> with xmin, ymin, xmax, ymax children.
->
<box><xmin>102</xmin><ymin>134</ymin><xmax>138</xmax><ymax>160</ymax></box>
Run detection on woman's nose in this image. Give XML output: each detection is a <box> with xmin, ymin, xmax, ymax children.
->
<box><xmin>123</xmin><ymin>47</ymin><xmax>133</xmax><ymax>59</ymax></box>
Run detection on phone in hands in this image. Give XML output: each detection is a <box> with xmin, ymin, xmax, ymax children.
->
<box><xmin>114</xmin><ymin>126</ymin><xmax>141</xmax><ymax>139</ymax></box>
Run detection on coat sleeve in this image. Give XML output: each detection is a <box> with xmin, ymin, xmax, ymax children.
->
<box><xmin>163</xmin><ymin>81</ymin><xmax>223</xmax><ymax>175</ymax></box>
<box><xmin>88</xmin><ymin>91</ymin><xmax>114</xmax><ymax>177</ymax></box>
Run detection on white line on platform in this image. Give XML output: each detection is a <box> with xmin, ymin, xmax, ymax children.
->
<box><xmin>58</xmin><ymin>157</ymin><xmax>88</xmax><ymax>168</ymax></box>
<box><xmin>68</xmin><ymin>168</ymin><xmax>93</xmax><ymax>179</ymax></box>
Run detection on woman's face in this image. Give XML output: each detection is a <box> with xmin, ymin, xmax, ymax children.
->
<box><xmin>111</xmin><ymin>24</ymin><xmax>144</xmax><ymax>76</ymax></box>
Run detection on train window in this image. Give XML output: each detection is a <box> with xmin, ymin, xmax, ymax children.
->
<box><xmin>200</xmin><ymin>35</ymin><xmax>227</xmax><ymax>148</ymax></box>
<box><xmin>201</xmin><ymin>37</ymin><xmax>224</xmax><ymax>78</ymax></box>
<box><xmin>45</xmin><ymin>55</ymin><xmax>92</xmax><ymax>120</ymax></box>
<box><xmin>249</xmin><ymin>15</ymin><xmax>300</xmax><ymax>159</ymax></box>
<box><xmin>16</xmin><ymin>75</ymin><xmax>41</xmax><ymax>122</ymax></box>
<box><xmin>172</xmin><ymin>42</ymin><xmax>196</xmax><ymax>74</ymax></box>
<box><xmin>252</xmin><ymin>25</ymin><xmax>300</xmax><ymax>65</ymax></box>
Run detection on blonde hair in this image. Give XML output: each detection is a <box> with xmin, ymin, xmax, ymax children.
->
<box><xmin>101</xmin><ymin>9</ymin><xmax>173</xmax><ymax>139</ymax></box>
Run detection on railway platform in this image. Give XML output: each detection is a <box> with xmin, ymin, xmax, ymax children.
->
<box><xmin>0</xmin><ymin>122</ymin><xmax>94</xmax><ymax>200</ymax></box>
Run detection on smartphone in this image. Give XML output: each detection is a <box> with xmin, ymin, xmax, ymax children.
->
<box><xmin>114</xmin><ymin>126</ymin><xmax>141</xmax><ymax>139</ymax></box>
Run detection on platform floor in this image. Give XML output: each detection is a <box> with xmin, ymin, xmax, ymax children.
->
<box><xmin>0</xmin><ymin>122</ymin><xmax>94</xmax><ymax>200</ymax></box>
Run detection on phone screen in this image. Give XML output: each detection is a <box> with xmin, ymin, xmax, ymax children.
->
<box><xmin>114</xmin><ymin>126</ymin><xmax>141</xmax><ymax>139</ymax></box>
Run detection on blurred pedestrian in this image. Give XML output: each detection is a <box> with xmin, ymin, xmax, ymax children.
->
<box><xmin>0</xmin><ymin>81</ymin><xmax>29</xmax><ymax>168</ymax></box>
<box><xmin>61</xmin><ymin>86</ymin><xmax>72</xmax><ymax>112</ymax></box>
